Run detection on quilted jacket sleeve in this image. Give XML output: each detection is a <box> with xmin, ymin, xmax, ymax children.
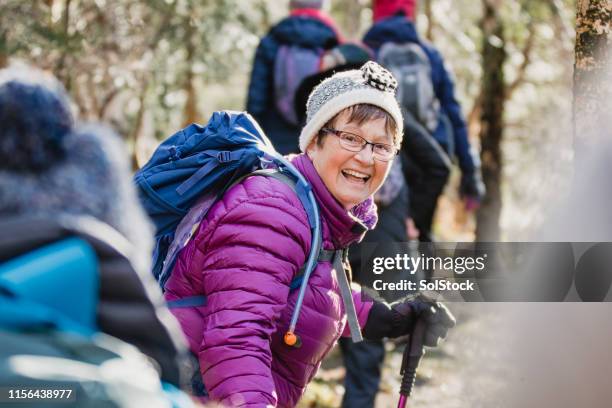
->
<box><xmin>195</xmin><ymin>186</ymin><xmax>311</xmax><ymax>407</ymax></box>
<box><xmin>430</xmin><ymin>48</ymin><xmax>476</xmax><ymax>175</ymax></box>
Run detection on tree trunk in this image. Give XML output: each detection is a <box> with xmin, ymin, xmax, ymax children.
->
<box><xmin>424</xmin><ymin>0</ymin><xmax>434</xmax><ymax>41</ymax></box>
<box><xmin>183</xmin><ymin>63</ymin><xmax>198</xmax><ymax>126</ymax></box>
<box><xmin>55</xmin><ymin>0</ymin><xmax>72</xmax><ymax>91</ymax></box>
<box><xmin>333</xmin><ymin>0</ymin><xmax>363</xmax><ymax>40</ymax></box>
<box><xmin>0</xmin><ymin>26</ymin><xmax>7</xmax><ymax>68</ymax></box>
<box><xmin>182</xmin><ymin>13</ymin><xmax>198</xmax><ymax>126</ymax></box>
<box><xmin>476</xmin><ymin>0</ymin><xmax>507</xmax><ymax>242</ymax></box>
<box><xmin>467</xmin><ymin>91</ymin><xmax>483</xmax><ymax>140</ymax></box>
<box><xmin>573</xmin><ymin>0</ymin><xmax>612</xmax><ymax>166</ymax></box>
<box><xmin>130</xmin><ymin>85</ymin><xmax>148</xmax><ymax>171</ymax></box>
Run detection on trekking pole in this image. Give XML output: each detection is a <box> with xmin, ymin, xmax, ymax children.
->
<box><xmin>397</xmin><ymin>317</ymin><xmax>427</xmax><ymax>408</ymax></box>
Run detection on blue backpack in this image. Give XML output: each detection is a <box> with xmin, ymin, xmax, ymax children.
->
<box><xmin>134</xmin><ymin>111</ymin><xmax>323</xmax><ymax>320</ymax></box>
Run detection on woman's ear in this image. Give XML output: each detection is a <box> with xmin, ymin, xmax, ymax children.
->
<box><xmin>305</xmin><ymin>135</ymin><xmax>319</xmax><ymax>158</ymax></box>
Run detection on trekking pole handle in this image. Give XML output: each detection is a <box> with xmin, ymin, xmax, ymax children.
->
<box><xmin>397</xmin><ymin>317</ymin><xmax>427</xmax><ymax>408</ymax></box>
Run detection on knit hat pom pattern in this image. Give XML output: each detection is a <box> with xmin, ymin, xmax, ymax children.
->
<box><xmin>361</xmin><ymin>61</ymin><xmax>398</xmax><ymax>93</ymax></box>
<box><xmin>0</xmin><ymin>66</ymin><xmax>73</xmax><ymax>172</ymax></box>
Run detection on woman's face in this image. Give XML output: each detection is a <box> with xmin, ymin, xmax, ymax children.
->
<box><xmin>307</xmin><ymin>110</ymin><xmax>394</xmax><ymax>210</ymax></box>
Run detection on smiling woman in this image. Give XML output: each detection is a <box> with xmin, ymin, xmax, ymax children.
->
<box><xmin>163</xmin><ymin>61</ymin><xmax>455</xmax><ymax>407</ymax></box>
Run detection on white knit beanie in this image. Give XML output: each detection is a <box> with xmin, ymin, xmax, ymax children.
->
<box><xmin>299</xmin><ymin>61</ymin><xmax>404</xmax><ymax>152</ymax></box>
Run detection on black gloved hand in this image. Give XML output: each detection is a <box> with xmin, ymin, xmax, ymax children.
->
<box><xmin>363</xmin><ymin>293</ymin><xmax>456</xmax><ymax>347</ymax></box>
<box><xmin>459</xmin><ymin>170</ymin><xmax>486</xmax><ymax>201</ymax></box>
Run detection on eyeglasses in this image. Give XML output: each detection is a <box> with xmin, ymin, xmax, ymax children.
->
<box><xmin>320</xmin><ymin>128</ymin><xmax>398</xmax><ymax>162</ymax></box>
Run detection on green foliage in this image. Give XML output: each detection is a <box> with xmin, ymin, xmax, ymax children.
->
<box><xmin>0</xmin><ymin>0</ymin><xmax>274</xmax><ymax>141</ymax></box>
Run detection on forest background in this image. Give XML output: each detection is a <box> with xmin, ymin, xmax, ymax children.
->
<box><xmin>3</xmin><ymin>0</ymin><xmax>603</xmax><ymax>242</ymax></box>
<box><xmin>1</xmin><ymin>2</ymin><xmax>611</xmax><ymax>407</ymax></box>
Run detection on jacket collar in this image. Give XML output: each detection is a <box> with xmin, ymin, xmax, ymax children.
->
<box><xmin>290</xmin><ymin>154</ymin><xmax>378</xmax><ymax>248</ymax></box>
<box><xmin>363</xmin><ymin>15</ymin><xmax>419</xmax><ymax>50</ymax></box>
<box><xmin>272</xmin><ymin>11</ymin><xmax>340</xmax><ymax>48</ymax></box>
<box><xmin>289</xmin><ymin>9</ymin><xmax>344</xmax><ymax>42</ymax></box>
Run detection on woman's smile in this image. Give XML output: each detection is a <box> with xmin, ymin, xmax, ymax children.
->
<box><xmin>341</xmin><ymin>168</ymin><xmax>372</xmax><ymax>184</ymax></box>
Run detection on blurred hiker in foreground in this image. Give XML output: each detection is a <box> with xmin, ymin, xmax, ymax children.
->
<box><xmin>150</xmin><ymin>61</ymin><xmax>454</xmax><ymax>407</ymax></box>
<box><xmin>246</xmin><ymin>0</ymin><xmax>341</xmax><ymax>154</ymax></box>
<box><xmin>0</xmin><ymin>65</ymin><xmax>194</xmax><ymax>406</ymax></box>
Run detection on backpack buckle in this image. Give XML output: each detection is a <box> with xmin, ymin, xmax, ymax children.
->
<box><xmin>217</xmin><ymin>151</ymin><xmax>232</xmax><ymax>163</ymax></box>
<box><xmin>169</xmin><ymin>146</ymin><xmax>181</xmax><ymax>161</ymax></box>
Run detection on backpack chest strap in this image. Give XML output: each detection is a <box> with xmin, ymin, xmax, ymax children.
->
<box><xmin>289</xmin><ymin>247</ymin><xmax>336</xmax><ymax>290</ymax></box>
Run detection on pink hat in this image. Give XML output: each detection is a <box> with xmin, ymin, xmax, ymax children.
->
<box><xmin>373</xmin><ymin>0</ymin><xmax>416</xmax><ymax>22</ymax></box>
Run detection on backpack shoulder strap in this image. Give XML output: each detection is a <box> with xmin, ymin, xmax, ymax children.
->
<box><xmin>332</xmin><ymin>248</ymin><xmax>362</xmax><ymax>342</ymax></box>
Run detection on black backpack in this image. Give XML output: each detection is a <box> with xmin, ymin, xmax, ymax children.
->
<box><xmin>378</xmin><ymin>42</ymin><xmax>441</xmax><ymax>133</ymax></box>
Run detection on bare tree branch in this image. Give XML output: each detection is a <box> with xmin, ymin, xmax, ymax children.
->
<box><xmin>98</xmin><ymin>88</ymin><xmax>120</xmax><ymax>120</ymax></box>
<box><xmin>424</xmin><ymin>0</ymin><xmax>435</xmax><ymax>41</ymax></box>
<box><xmin>130</xmin><ymin>82</ymin><xmax>148</xmax><ymax>170</ymax></box>
<box><xmin>549</xmin><ymin>0</ymin><xmax>575</xmax><ymax>43</ymax></box>
<box><xmin>507</xmin><ymin>19</ymin><xmax>536</xmax><ymax>98</ymax></box>
<box><xmin>55</xmin><ymin>0</ymin><xmax>72</xmax><ymax>88</ymax></box>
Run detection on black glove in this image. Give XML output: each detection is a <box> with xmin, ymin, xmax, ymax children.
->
<box><xmin>363</xmin><ymin>293</ymin><xmax>456</xmax><ymax>347</ymax></box>
<box><xmin>459</xmin><ymin>170</ymin><xmax>486</xmax><ymax>201</ymax></box>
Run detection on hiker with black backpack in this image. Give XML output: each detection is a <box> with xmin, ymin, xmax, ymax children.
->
<box><xmin>364</xmin><ymin>0</ymin><xmax>486</xmax><ymax>242</ymax></box>
<box><xmin>246</xmin><ymin>0</ymin><xmax>342</xmax><ymax>155</ymax></box>
<box><xmin>136</xmin><ymin>62</ymin><xmax>455</xmax><ymax>407</ymax></box>
<box><xmin>0</xmin><ymin>65</ymin><xmax>194</xmax><ymax>406</ymax></box>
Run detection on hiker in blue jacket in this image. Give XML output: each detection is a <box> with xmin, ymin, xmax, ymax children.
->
<box><xmin>364</xmin><ymin>0</ymin><xmax>485</xmax><ymax>242</ymax></box>
<box><xmin>246</xmin><ymin>0</ymin><xmax>341</xmax><ymax>154</ymax></box>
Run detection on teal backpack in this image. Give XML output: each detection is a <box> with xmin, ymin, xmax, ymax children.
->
<box><xmin>0</xmin><ymin>223</ymin><xmax>193</xmax><ymax>408</ymax></box>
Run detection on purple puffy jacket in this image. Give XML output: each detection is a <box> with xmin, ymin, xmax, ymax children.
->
<box><xmin>165</xmin><ymin>154</ymin><xmax>376</xmax><ymax>407</ymax></box>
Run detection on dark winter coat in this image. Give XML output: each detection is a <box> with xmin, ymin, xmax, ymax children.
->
<box><xmin>349</xmin><ymin>159</ymin><xmax>413</xmax><ymax>302</ymax></box>
<box><xmin>246</xmin><ymin>13</ymin><xmax>340</xmax><ymax>154</ymax></box>
<box><xmin>363</xmin><ymin>15</ymin><xmax>477</xmax><ymax>176</ymax></box>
